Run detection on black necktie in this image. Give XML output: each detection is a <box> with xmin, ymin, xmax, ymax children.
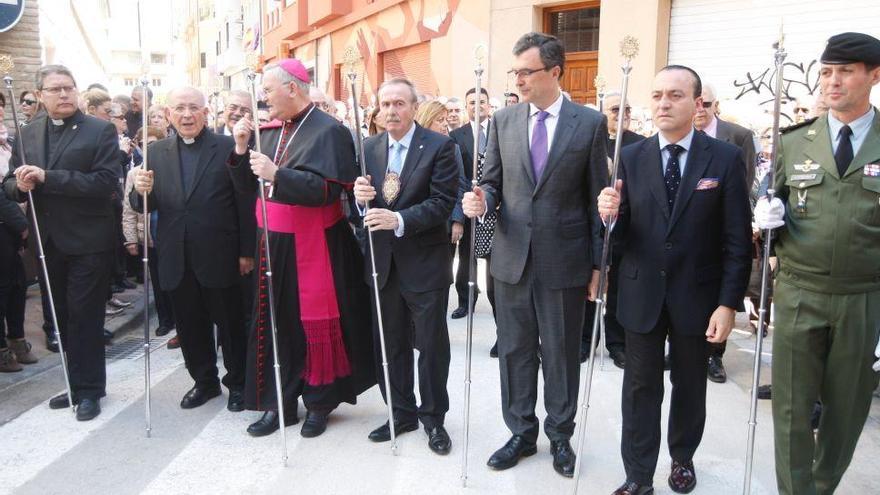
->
<box><xmin>834</xmin><ymin>125</ymin><xmax>853</xmax><ymax>176</ymax></box>
<box><xmin>664</xmin><ymin>144</ymin><xmax>684</xmax><ymax>212</ymax></box>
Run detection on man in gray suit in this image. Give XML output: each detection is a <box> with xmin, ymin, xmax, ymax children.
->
<box><xmin>462</xmin><ymin>32</ymin><xmax>608</xmax><ymax>478</ymax></box>
<box><xmin>693</xmin><ymin>83</ymin><xmax>756</xmax><ymax>384</ymax></box>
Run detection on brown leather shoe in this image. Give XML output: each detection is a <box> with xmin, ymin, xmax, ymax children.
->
<box><xmin>0</xmin><ymin>348</ymin><xmax>23</xmax><ymax>373</ymax></box>
<box><xmin>668</xmin><ymin>460</ymin><xmax>697</xmax><ymax>493</ymax></box>
<box><xmin>9</xmin><ymin>339</ymin><xmax>38</xmax><ymax>364</ymax></box>
<box><xmin>612</xmin><ymin>481</ymin><xmax>653</xmax><ymax>495</ymax></box>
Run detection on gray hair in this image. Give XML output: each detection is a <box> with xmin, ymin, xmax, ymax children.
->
<box><xmin>227</xmin><ymin>89</ymin><xmax>252</xmax><ymax>102</ymax></box>
<box><xmin>378</xmin><ymin>77</ymin><xmax>418</xmax><ymax>104</ymax></box>
<box><xmin>36</xmin><ymin>64</ymin><xmax>78</xmax><ymax>90</ymax></box>
<box><xmin>263</xmin><ymin>63</ymin><xmax>310</xmax><ymax>93</ymax></box>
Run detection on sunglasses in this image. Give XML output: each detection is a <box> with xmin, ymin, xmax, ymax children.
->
<box><xmin>793</xmin><ymin>107</ymin><xmax>810</xmax><ymax>114</ymax></box>
<box><xmin>21</xmin><ymin>98</ymin><xmax>37</xmax><ymax>105</ymax></box>
<box><xmin>701</xmin><ymin>101</ymin><xmax>715</xmax><ymax>109</ymax></box>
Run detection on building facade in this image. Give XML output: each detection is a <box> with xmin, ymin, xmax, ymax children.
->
<box><xmin>0</xmin><ymin>0</ymin><xmax>40</xmax><ymax>129</ymax></box>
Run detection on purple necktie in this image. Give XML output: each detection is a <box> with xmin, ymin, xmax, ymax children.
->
<box><xmin>531</xmin><ymin>110</ymin><xmax>550</xmax><ymax>179</ymax></box>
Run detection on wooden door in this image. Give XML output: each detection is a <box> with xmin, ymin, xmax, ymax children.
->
<box><xmin>561</xmin><ymin>52</ymin><xmax>598</xmax><ymax>104</ymax></box>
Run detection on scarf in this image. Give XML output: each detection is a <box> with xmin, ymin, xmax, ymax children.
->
<box><xmin>256</xmin><ymin>197</ymin><xmax>351</xmax><ymax>386</ymax></box>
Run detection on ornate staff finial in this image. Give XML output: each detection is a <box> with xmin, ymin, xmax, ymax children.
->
<box><xmin>773</xmin><ymin>21</ymin><xmax>787</xmax><ymax>66</ymax></box>
<box><xmin>620</xmin><ymin>36</ymin><xmax>640</xmax><ymax>62</ymax></box>
<box><xmin>594</xmin><ymin>75</ymin><xmax>607</xmax><ymax>95</ymax></box>
<box><xmin>0</xmin><ymin>54</ymin><xmax>13</xmax><ymax>75</ymax></box>
<box><xmin>343</xmin><ymin>46</ymin><xmax>360</xmax><ymax>82</ymax></box>
<box><xmin>474</xmin><ymin>43</ymin><xmax>487</xmax><ymax>71</ymax></box>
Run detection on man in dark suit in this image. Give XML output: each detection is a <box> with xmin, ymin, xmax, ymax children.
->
<box><xmin>693</xmin><ymin>83</ymin><xmax>757</xmax><ymax>384</ymax></box>
<box><xmin>132</xmin><ymin>86</ymin><xmax>254</xmax><ymax>412</ymax></box>
<box><xmin>448</xmin><ymin>87</ymin><xmax>491</xmax><ymax>319</ymax></box>
<box><xmin>3</xmin><ymin>64</ymin><xmax>120</xmax><ymax>420</ymax></box>
<box><xmin>353</xmin><ymin>78</ymin><xmax>458</xmax><ymax>455</ymax></box>
<box><xmin>462</xmin><ymin>32</ymin><xmax>608</xmax><ymax>478</ymax></box>
<box><xmin>598</xmin><ymin>66</ymin><xmax>752</xmax><ymax>495</ymax></box>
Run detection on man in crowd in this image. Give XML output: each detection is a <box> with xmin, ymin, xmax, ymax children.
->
<box><xmin>445</xmin><ymin>97</ymin><xmax>464</xmax><ymax>131</ymax></box>
<box><xmin>755</xmin><ymin>31</ymin><xmax>880</xmax><ymax>495</ymax></box>
<box><xmin>228</xmin><ymin>59</ymin><xmax>375</xmax><ymax>438</ymax></box>
<box><xmin>598</xmin><ymin>65</ymin><xmax>751</xmax><ymax>495</ymax></box>
<box><xmin>693</xmin><ymin>82</ymin><xmax>757</xmax><ymax>383</ymax></box>
<box><xmin>132</xmin><ymin>86</ymin><xmax>253</xmax><ymax>413</ymax></box>
<box><xmin>353</xmin><ymin>77</ymin><xmax>458</xmax><ymax>455</ymax></box>
<box><xmin>505</xmin><ymin>92</ymin><xmax>520</xmax><ymax>107</ymax></box>
<box><xmin>449</xmin><ymin>87</ymin><xmax>491</xmax><ymax>321</ymax></box>
<box><xmin>221</xmin><ymin>90</ymin><xmax>253</xmax><ymax>137</ymax></box>
<box><xmin>126</xmin><ymin>85</ymin><xmax>152</xmax><ymax>138</ymax></box>
<box><xmin>462</xmin><ymin>32</ymin><xmax>607</xmax><ymax>478</ymax></box>
<box><xmin>3</xmin><ymin>65</ymin><xmax>121</xmax><ymax>420</ymax></box>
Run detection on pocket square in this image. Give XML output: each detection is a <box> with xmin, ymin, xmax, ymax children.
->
<box><xmin>696</xmin><ymin>178</ymin><xmax>720</xmax><ymax>190</ymax></box>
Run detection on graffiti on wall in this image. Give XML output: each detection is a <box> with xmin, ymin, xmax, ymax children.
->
<box><xmin>732</xmin><ymin>59</ymin><xmax>820</xmax><ymax>124</ymax></box>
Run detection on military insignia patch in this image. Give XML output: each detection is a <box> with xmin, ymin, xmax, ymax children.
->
<box><xmin>864</xmin><ymin>164</ymin><xmax>880</xmax><ymax>177</ymax></box>
<box><xmin>794</xmin><ymin>160</ymin><xmax>821</xmax><ymax>172</ymax></box>
<box><xmin>790</xmin><ymin>173</ymin><xmax>818</xmax><ymax>181</ymax></box>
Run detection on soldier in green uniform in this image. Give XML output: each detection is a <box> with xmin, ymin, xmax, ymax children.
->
<box><xmin>755</xmin><ymin>32</ymin><xmax>880</xmax><ymax>494</ymax></box>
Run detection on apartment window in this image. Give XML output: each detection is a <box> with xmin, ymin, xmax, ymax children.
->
<box><xmin>200</xmin><ymin>52</ymin><xmax>207</xmax><ymax>68</ymax></box>
<box><xmin>151</xmin><ymin>53</ymin><xmax>166</xmax><ymax>64</ymax></box>
<box><xmin>547</xmin><ymin>7</ymin><xmax>600</xmax><ymax>53</ymax></box>
<box><xmin>152</xmin><ymin>78</ymin><xmax>162</xmax><ymax>87</ymax></box>
<box><xmin>124</xmin><ymin>78</ymin><xmax>136</xmax><ymax>86</ymax></box>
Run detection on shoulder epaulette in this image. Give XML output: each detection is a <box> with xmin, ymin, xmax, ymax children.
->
<box><xmin>780</xmin><ymin>116</ymin><xmax>818</xmax><ymax>134</ymax></box>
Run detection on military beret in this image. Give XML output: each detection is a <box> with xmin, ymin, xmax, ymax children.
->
<box><xmin>821</xmin><ymin>32</ymin><xmax>880</xmax><ymax>66</ymax></box>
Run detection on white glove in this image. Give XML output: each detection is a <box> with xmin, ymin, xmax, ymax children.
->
<box><xmin>754</xmin><ymin>197</ymin><xmax>785</xmax><ymax>230</ymax></box>
<box><xmin>873</xmin><ymin>335</ymin><xmax>880</xmax><ymax>372</ymax></box>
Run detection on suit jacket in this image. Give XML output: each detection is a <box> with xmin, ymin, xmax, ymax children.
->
<box><xmin>450</xmin><ymin>120</ymin><xmax>490</xmax><ymax>182</ymax></box>
<box><xmin>715</xmin><ymin>118</ymin><xmax>757</xmax><ymax>189</ymax></box>
<box><xmin>606</xmin><ymin>129</ymin><xmax>646</xmax><ymax>159</ymax></box>
<box><xmin>613</xmin><ymin>130</ymin><xmax>752</xmax><ymax>335</ymax></box>
<box><xmin>362</xmin><ymin>124</ymin><xmax>458</xmax><ymax>292</ymax></box>
<box><xmin>2</xmin><ymin>111</ymin><xmax>119</xmax><ymax>255</ymax></box>
<box><xmin>480</xmin><ymin>98</ymin><xmax>608</xmax><ymax>289</ymax></box>
<box><xmin>130</xmin><ymin>130</ymin><xmax>255</xmax><ymax>292</ymax></box>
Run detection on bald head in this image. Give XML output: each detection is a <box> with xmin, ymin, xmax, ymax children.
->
<box><xmin>167</xmin><ymin>86</ymin><xmax>209</xmax><ymax>138</ymax></box>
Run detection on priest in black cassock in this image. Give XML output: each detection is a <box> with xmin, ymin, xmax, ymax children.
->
<box><xmin>228</xmin><ymin>58</ymin><xmax>375</xmax><ymax>439</ymax></box>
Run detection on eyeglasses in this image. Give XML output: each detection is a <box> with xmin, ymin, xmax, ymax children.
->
<box><xmin>508</xmin><ymin>67</ymin><xmax>548</xmax><ymax>78</ymax></box>
<box><xmin>793</xmin><ymin>107</ymin><xmax>810</xmax><ymax>114</ymax></box>
<box><xmin>21</xmin><ymin>98</ymin><xmax>37</xmax><ymax>106</ymax></box>
<box><xmin>226</xmin><ymin>104</ymin><xmax>251</xmax><ymax>114</ymax></box>
<box><xmin>700</xmin><ymin>101</ymin><xmax>715</xmax><ymax>109</ymax></box>
<box><xmin>609</xmin><ymin>106</ymin><xmax>631</xmax><ymax>115</ymax></box>
<box><xmin>42</xmin><ymin>86</ymin><xmax>76</xmax><ymax>95</ymax></box>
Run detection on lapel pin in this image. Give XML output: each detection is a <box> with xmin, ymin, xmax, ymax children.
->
<box><xmin>72</xmin><ymin>125</ymin><xmax>78</xmax><ymax>130</ymax></box>
<box><xmin>419</xmin><ymin>145</ymin><xmax>424</xmax><ymax>150</ymax></box>
<box><xmin>807</xmin><ymin>129</ymin><xmax>816</xmax><ymax>136</ymax></box>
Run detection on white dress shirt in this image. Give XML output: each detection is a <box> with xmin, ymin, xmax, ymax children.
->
<box><xmin>658</xmin><ymin>127</ymin><xmax>696</xmax><ymax>177</ymax></box>
<box><xmin>527</xmin><ymin>92</ymin><xmax>565</xmax><ymax>153</ymax></box>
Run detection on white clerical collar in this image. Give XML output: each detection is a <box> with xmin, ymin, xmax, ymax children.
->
<box><xmin>51</xmin><ymin>118</ymin><xmax>64</xmax><ymax>126</ymax></box>
<box><xmin>181</xmin><ymin>137</ymin><xmax>196</xmax><ymax>145</ymax></box>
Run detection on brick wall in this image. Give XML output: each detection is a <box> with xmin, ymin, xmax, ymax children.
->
<box><xmin>1</xmin><ymin>0</ymin><xmax>41</xmax><ymax>129</ymax></box>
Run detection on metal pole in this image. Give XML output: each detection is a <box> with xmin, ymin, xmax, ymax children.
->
<box><xmin>572</xmin><ymin>37</ymin><xmax>640</xmax><ymax>493</ymax></box>
<box><xmin>594</xmin><ymin>78</ymin><xmax>607</xmax><ymax>371</ymax></box>
<box><xmin>247</xmin><ymin>71</ymin><xmax>289</xmax><ymax>466</ymax></box>
<box><xmin>3</xmin><ymin>75</ymin><xmax>75</xmax><ymax>414</ymax></box>
<box><xmin>743</xmin><ymin>28</ymin><xmax>786</xmax><ymax>495</ymax></box>
<box><xmin>139</xmin><ymin>77</ymin><xmax>152</xmax><ymax>438</ymax></box>
<box><xmin>345</xmin><ymin>62</ymin><xmax>398</xmax><ymax>456</ymax></box>
<box><xmin>461</xmin><ymin>45</ymin><xmax>484</xmax><ymax>488</ymax></box>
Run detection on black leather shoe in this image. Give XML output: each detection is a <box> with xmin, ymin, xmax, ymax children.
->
<box><xmin>707</xmin><ymin>355</ymin><xmax>727</xmax><ymax>383</ymax></box>
<box><xmin>103</xmin><ymin>329</ymin><xmax>113</xmax><ymax>345</ymax></box>
<box><xmin>450</xmin><ymin>306</ymin><xmax>468</xmax><ymax>319</ymax></box>
<box><xmin>757</xmin><ymin>384</ymin><xmax>772</xmax><ymax>400</ymax></box>
<box><xmin>155</xmin><ymin>325</ymin><xmax>173</xmax><ymax>337</ymax></box>
<box><xmin>111</xmin><ymin>284</ymin><xmax>125</xmax><ymax>294</ymax></box>
<box><xmin>46</xmin><ymin>334</ymin><xmax>59</xmax><ymax>353</ymax></box>
<box><xmin>76</xmin><ymin>398</ymin><xmax>101</xmax><ymax>421</ymax></box>
<box><xmin>247</xmin><ymin>409</ymin><xmax>300</xmax><ymax>437</ymax></box>
<box><xmin>489</xmin><ymin>341</ymin><xmax>498</xmax><ymax>358</ymax></box>
<box><xmin>227</xmin><ymin>390</ymin><xmax>245</xmax><ymax>412</ymax></box>
<box><xmin>49</xmin><ymin>392</ymin><xmax>75</xmax><ymax>409</ymax></box>
<box><xmin>486</xmin><ymin>435</ymin><xmax>537</xmax><ymax>470</ymax></box>
<box><xmin>368</xmin><ymin>419</ymin><xmax>419</xmax><ymax>442</ymax></box>
<box><xmin>425</xmin><ymin>425</ymin><xmax>451</xmax><ymax>455</ymax></box>
<box><xmin>120</xmin><ymin>279</ymin><xmax>137</xmax><ymax>290</ymax></box>
<box><xmin>612</xmin><ymin>481</ymin><xmax>654</xmax><ymax>495</ymax></box>
<box><xmin>668</xmin><ymin>460</ymin><xmax>697</xmax><ymax>493</ymax></box>
<box><xmin>301</xmin><ymin>411</ymin><xmax>329</xmax><ymax>438</ymax></box>
<box><xmin>550</xmin><ymin>439</ymin><xmax>576</xmax><ymax>477</ymax></box>
<box><xmin>179</xmin><ymin>385</ymin><xmax>221</xmax><ymax>409</ymax></box>
<box><xmin>609</xmin><ymin>349</ymin><xmax>627</xmax><ymax>369</ymax></box>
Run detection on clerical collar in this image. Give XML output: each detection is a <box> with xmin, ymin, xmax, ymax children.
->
<box><xmin>48</xmin><ymin>110</ymin><xmax>81</xmax><ymax>127</ymax></box>
<box><xmin>178</xmin><ymin>127</ymin><xmax>207</xmax><ymax>146</ymax></box>
<box><xmin>286</xmin><ymin>103</ymin><xmax>315</xmax><ymax>124</ymax></box>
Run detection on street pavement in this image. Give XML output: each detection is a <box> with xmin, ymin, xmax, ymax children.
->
<box><xmin>1</xmin><ymin>263</ymin><xmax>878</xmax><ymax>494</ymax></box>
